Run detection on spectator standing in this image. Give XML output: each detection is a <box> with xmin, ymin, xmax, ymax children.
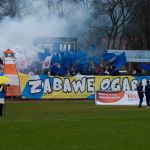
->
<box><xmin>88</xmin><ymin>61</ymin><xmax>95</xmax><ymax>75</ymax></box>
<box><xmin>104</xmin><ymin>66</ymin><xmax>110</xmax><ymax>75</ymax></box>
<box><xmin>145</xmin><ymin>80</ymin><xmax>150</xmax><ymax>107</ymax></box>
<box><xmin>137</xmin><ymin>82</ymin><xmax>144</xmax><ymax>108</ymax></box>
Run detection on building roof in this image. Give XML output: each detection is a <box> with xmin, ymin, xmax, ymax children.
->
<box><xmin>4</xmin><ymin>49</ymin><xmax>14</xmax><ymax>54</ymax></box>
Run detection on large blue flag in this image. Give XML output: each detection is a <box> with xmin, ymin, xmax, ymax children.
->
<box><xmin>102</xmin><ymin>53</ymin><xmax>116</xmax><ymax>61</ymax></box>
<box><xmin>112</xmin><ymin>52</ymin><xmax>127</xmax><ymax>72</ymax></box>
<box><xmin>38</xmin><ymin>49</ymin><xmax>50</xmax><ymax>61</ymax></box>
<box><xmin>76</xmin><ymin>50</ymin><xmax>87</xmax><ymax>60</ymax></box>
<box><xmin>53</xmin><ymin>43</ymin><xmax>60</xmax><ymax>52</ymax></box>
<box><xmin>90</xmin><ymin>44</ymin><xmax>96</xmax><ymax>51</ymax></box>
<box><xmin>140</xmin><ymin>63</ymin><xmax>150</xmax><ymax>71</ymax></box>
<box><xmin>38</xmin><ymin>52</ymin><xmax>47</xmax><ymax>61</ymax></box>
<box><xmin>51</xmin><ymin>54</ymin><xmax>61</xmax><ymax>64</ymax></box>
<box><xmin>92</xmin><ymin>56</ymin><xmax>99</xmax><ymax>65</ymax></box>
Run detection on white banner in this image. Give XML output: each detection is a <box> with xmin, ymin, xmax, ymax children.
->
<box><xmin>95</xmin><ymin>91</ymin><xmax>146</xmax><ymax>105</ymax></box>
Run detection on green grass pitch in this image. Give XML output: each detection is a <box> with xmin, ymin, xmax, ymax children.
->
<box><xmin>0</xmin><ymin>100</ymin><xmax>150</xmax><ymax>150</ymax></box>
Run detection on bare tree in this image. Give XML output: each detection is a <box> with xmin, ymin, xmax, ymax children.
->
<box><xmin>46</xmin><ymin>0</ymin><xmax>86</xmax><ymax>17</ymax></box>
<box><xmin>0</xmin><ymin>0</ymin><xmax>17</xmax><ymax>19</ymax></box>
<box><xmin>88</xmin><ymin>0</ymin><xmax>138</xmax><ymax>49</ymax></box>
<box><xmin>106</xmin><ymin>0</ymin><xmax>138</xmax><ymax>49</ymax></box>
<box><xmin>135</xmin><ymin>0</ymin><xmax>150</xmax><ymax>49</ymax></box>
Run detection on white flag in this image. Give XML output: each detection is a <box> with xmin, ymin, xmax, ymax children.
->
<box><xmin>42</xmin><ymin>56</ymin><xmax>52</xmax><ymax>69</ymax></box>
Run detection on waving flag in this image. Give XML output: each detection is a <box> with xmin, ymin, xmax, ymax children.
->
<box><xmin>38</xmin><ymin>48</ymin><xmax>50</xmax><ymax>61</ymax></box>
<box><xmin>140</xmin><ymin>63</ymin><xmax>150</xmax><ymax>71</ymax></box>
<box><xmin>76</xmin><ymin>50</ymin><xmax>87</xmax><ymax>60</ymax></box>
<box><xmin>112</xmin><ymin>52</ymin><xmax>127</xmax><ymax>72</ymax></box>
<box><xmin>42</xmin><ymin>56</ymin><xmax>52</xmax><ymax>69</ymax></box>
<box><xmin>102</xmin><ymin>53</ymin><xmax>116</xmax><ymax>61</ymax></box>
<box><xmin>53</xmin><ymin>43</ymin><xmax>60</xmax><ymax>52</ymax></box>
<box><xmin>17</xmin><ymin>54</ymin><xmax>28</xmax><ymax>69</ymax></box>
<box><xmin>51</xmin><ymin>54</ymin><xmax>61</xmax><ymax>65</ymax></box>
<box><xmin>38</xmin><ymin>52</ymin><xmax>47</xmax><ymax>61</ymax></box>
<box><xmin>92</xmin><ymin>56</ymin><xmax>99</xmax><ymax>65</ymax></box>
<box><xmin>91</xmin><ymin>44</ymin><xmax>96</xmax><ymax>51</ymax></box>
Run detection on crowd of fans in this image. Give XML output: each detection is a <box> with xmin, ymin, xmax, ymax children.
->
<box><xmin>0</xmin><ymin>49</ymin><xmax>148</xmax><ymax>76</ymax></box>
<box><xmin>18</xmin><ymin>49</ymin><xmax>123</xmax><ymax>76</ymax></box>
<box><xmin>19</xmin><ymin>50</ymin><xmax>147</xmax><ymax>76</ymax></box>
